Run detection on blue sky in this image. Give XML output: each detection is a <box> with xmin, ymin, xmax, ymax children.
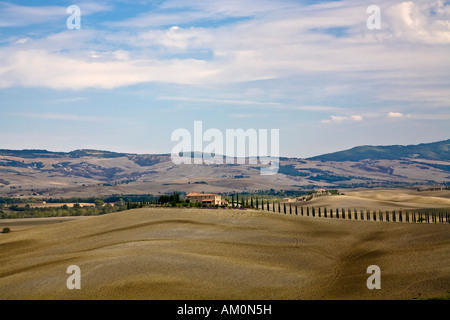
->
<box><xmin>0</xmin><ymin>0</ymin><xmax>449</xmax><ymax>158</ymax></box>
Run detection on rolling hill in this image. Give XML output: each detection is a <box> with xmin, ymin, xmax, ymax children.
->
<box><xmin>307</xmin><ymin>139</ymin><xmax>450</xmax><ymax>162</ymax></box>
<box><xmin>0</xmin><ymin>139</ymin><xmax>449</xmax><ymax>197</ymax></box>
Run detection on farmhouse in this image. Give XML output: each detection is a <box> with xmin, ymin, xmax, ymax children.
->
<box><xmin>186</xmin><ymin>192</ymin><xmax>224</xmax><ymax>205</ymax></box>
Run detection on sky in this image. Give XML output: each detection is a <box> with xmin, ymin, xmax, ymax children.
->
<box><xmin>0</xmin><ymin>0</ymin><xmax>449</xmax><ymax>158</ymax></box>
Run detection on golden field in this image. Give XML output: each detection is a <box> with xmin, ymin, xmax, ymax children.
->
<box><xmin>0</xmin><ymin>199</ymin><xmax>449</xmax><ymax>300</ymax></box>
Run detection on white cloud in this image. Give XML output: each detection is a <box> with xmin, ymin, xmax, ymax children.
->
<box><xmin>0</xmin><ymin>0</ymin><xmax>448</xmax><ymax>105</ymax></box>
<box><xmin>331</xmin><ymin>115</ymin><xmax>349</xmax><ymax>122</ymax></box>
<box><xmin>0</xmin><ymin>49</ymin><xmax>219</xmax><ymax>89</ymax></box>
<box><xmin>322</xmin><ymin>114</ymin><xmax>365</xmax><ymax>124</ymax></box>
<box><xmin>384</xmin><ymin>0</ymin><xmax>450</xmax><ymax>44</ymax></box>
<box><xmin>388</xmin><ymin>112</ymin><xmax>404</xmax><ymax>118</ymax></box>
<box><xmin>15</xmin><ymin>38</ymin><xmax>30</xmax><ymax>44</ymax></box>
<box><xmin>350</xmin><ymin>115</ymin><xmax>363</xmax><ymax>121</ymax></box>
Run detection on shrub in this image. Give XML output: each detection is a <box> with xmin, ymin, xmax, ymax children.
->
<box><xmin>2</xmin><ymin>227</ymin><xmax>10</xmax><ymax>233</ymax></box>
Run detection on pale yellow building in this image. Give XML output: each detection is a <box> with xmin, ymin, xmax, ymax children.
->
<box><xmin>186</xmin><ymin>192</ymin><xmax>223</xmax><ymax>205</ymax></box>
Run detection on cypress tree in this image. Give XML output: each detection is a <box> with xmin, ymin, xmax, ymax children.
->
<box><xmin>278</xmin><ymin>201</ymin><xmax>281</xmax><ymax>213</ymax></box>
<box><xmin>295</xmin><ymin>204</ymin><xmax>298</xmax><ymax>215</ymax></box>
<box><xmin>330</xmin><ymin>208</ymin><xmax>333</xmax><ymax>218</ymax></box>
<box><xmin>236</xmin><ymin>193</ymin><xmax>239</xmax><ymax>208</ymax></box>
<box><xmin>307</xmin><ymin>206</ymin><xmax>309</xmax><ymax>216</ymax></box>
<box><xmin>290</xmin><ymin>203</ymin><xmax>292</xmax><ymax>215</ymax></box>
<box><xmin>250</xmin><ymin>197</ymin><xmax>254</xmax><ymax>209</ymax></box>
<box><xmin>318</xmin><ymin>207</ymin><xmax>321</xmax><ymax>217</ymax></box>
<box><xmin>301</xmin><ymin>206</ymin><xmax>304</xmax><ymax>216</ymax></box>
<box><xmin>324</xmin><ymin>207</ymin><xmax>327</xmax><ymax>218</ymax></box>
<box><xmin>284</xmin><ymin>202</ymin><xmax>286</xmax><ymax>214</ymax></box>
<box><xmin>336</xmin><ymin>208</ymin><xmax>339</xmax><ymax>219</ymax></box>
<box><xmin>273</xmin><ymin>200</ymin><xmax>275</xmax><ymax>212</ymax></box>
<box><xmin>312</xmin><ymin>207</ymin><xmax>315</xmax><ymax>217</ymax></box>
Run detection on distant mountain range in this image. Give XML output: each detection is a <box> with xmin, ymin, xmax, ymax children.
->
<box><xmin>307</xmin><ymin>139</ymin><xmax>450</xmax><ymax>162</ymax></box>
<box><xmin>0</xmin><ymin>139</ymin><xmax>449</xmax><ymax>197</ymax></box>
<box><xmin>1</xmin><ymin>138</ymin><xmax>449</xmax><ymax>161</ymax></box>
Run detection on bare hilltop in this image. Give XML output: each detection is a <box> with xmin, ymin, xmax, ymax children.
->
<box><xmin>0</xmin><ymin>206</ymin><xmax>449</xmax><ymax>300</ymax></box>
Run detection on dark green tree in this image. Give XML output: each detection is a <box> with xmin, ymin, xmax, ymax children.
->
<box><xmin>94</xmin><ymin>199</ymin><xmax>105</xmax><ymax>208</ymax></box>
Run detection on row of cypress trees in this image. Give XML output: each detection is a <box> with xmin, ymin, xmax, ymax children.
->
<box><xmin>126</xmin><ymin>194</ymin><xmax>449</xmax><ymax>224</ymax></box>
<box><xmin>232</xmin><ymin>195</ymin><xmax>449</xmax><ymax>224</ymax></box>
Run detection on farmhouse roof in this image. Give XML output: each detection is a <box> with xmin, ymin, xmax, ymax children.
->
<box><xmin>186</xmin><ymin>192</ymin><xmax>219</xmax><ymax>197</ymax></box>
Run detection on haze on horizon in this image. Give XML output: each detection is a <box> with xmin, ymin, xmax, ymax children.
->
<box><xmin>0</xmin><ymin>0</ymin><xmax>449</xmax><ymax>158</ymax></box>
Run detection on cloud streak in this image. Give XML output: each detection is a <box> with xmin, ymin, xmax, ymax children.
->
<box><xmin>8</xmin><ymin>112</ymin><xmax>108</xmax><ymax>122</ymax></box>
